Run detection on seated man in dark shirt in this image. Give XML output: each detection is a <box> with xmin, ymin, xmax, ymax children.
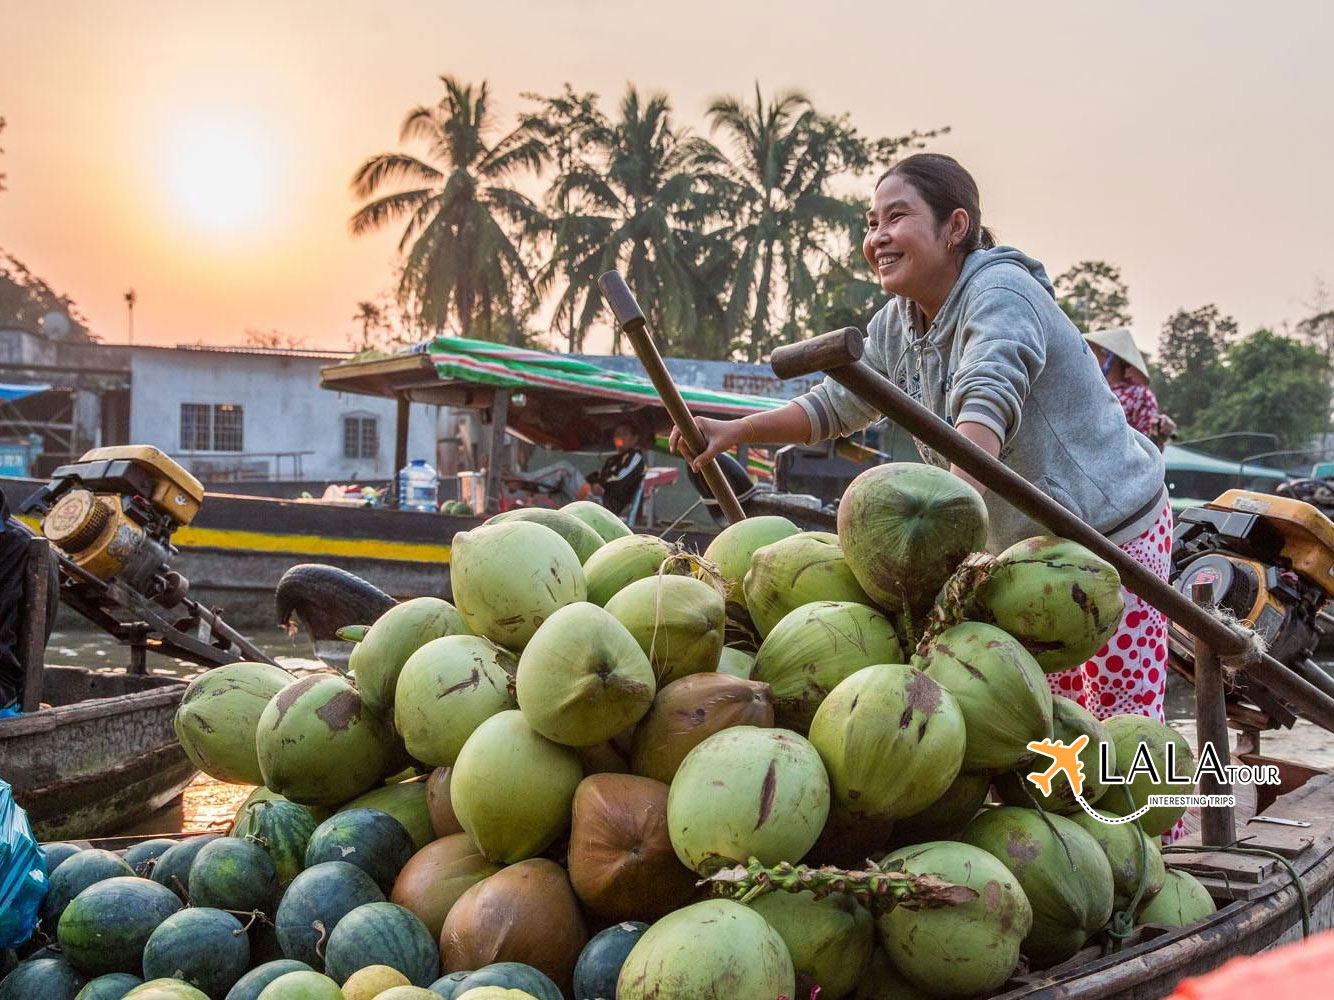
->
<box><xmin>584</xmin><ymin>422</ymin><xmax>646</xmax><ymax>517</ymax></box>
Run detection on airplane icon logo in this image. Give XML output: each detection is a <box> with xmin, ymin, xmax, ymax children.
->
<box><xmin>1026</xmin><ymin>735</ymin><xmax>1090</xmax><ymax>798</ymax></box>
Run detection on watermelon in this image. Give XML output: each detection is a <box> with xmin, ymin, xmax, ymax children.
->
<box><xmin>444</xmin><ymin>965</ymin><xmax>560</xmax><ymax>1000</ymax></box>
<box><xmin>338</xmin><ymin>782</ymin><xmax>434</xmax><ymax>851</ymax></box>
<box><xmin>222</xmin><ymin>961</ymin><xmax>312</xmax><ymax>1000</ymax></box>
<box><xmin>57</xmin><ymin>877</ymin><xmax>183</xmax><ymax>976</ymax></box>
<box><xmin>75</xmin><ymin>973</ymin><xmax>143</xmax><ymax>999</ymax></box>
<box><xmin>123</xmin><ymin>840</ymin><xmax>177</xmax><ymax>878</ymax></box>
<box><xmin>188</xmin><ymin>839</ymin><xmax>281</xmax><ymax>915</ymax></box>
<box><xmin>232</xmin><ymin>798</ymin><xmax>318</xmax><ymax>887</ymax></box>
<box><xmin>152</xmin><ymin>836</ymin><xmax>222</xmax><ymax>903</ymax></box>
<box><xmin>0</xmin><ymin>956</ymin><xmax>85</xmax><ymax>999</ymax></box>
<box><xmin>142</xmin><ymin>908</ymin><xmax>250</xmax><ymax>998</ymax></box>
<box><xmin>41</xmin><ymin>843</ymin><xmax>84</xmax><ymax>874</ymax></box>
<box><xmin>573</xmin><ymin>924</ymin><xmax>647</xmax><ymax>1000</ymax></box>
<box><xmin>274</xmin><ymin>862</ymin><xmax>384</xmax><ymax>970</ymax></box>
<box><xmin>428</xmin><ymin>972</ymin><xmax>474</xmax><ymax>998</ymax></box>
<box><xmin>304</xmin><ymin>809</ymin><xmax>414</xmax><ymax>894</ymax></box>
<box><xmin>323</xmin><ymin>902</ymin><xmax>439</xmax><ymax>986</ymax></box>
<box><xmin>42</xmin><ymin>849</ymin><xmax>135</xmax><ymax>929</ymax></box>
<box><xmin>252</xmin><ymin>971</ymin><xmax>342</xmax><ymax>999</ymax></box>
<box><xmin>124</xmin><ymin>981</ymin><xmax>209</xmax><ymax>999</ymax></box>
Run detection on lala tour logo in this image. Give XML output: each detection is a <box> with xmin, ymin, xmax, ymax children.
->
<box><xmin>1024</xmin><ymin>735</ymin><xmax>1282</xmax><ymax>824</ymax></box>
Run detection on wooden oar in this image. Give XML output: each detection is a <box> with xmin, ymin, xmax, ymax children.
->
<box><xmin>770</xmin><ymin>328</ymin><xmax>1334</xmax><ymax>736</ymax></box>
<box><xmin>598</xmin><ymin>272</ymin><xmax>747</xmax><ymax>525</ymax></box>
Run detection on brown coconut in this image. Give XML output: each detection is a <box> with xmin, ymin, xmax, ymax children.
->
<box><xmin>803</xmin><ymin>798</ymin><xmax>897</xmax><ymax>868</ymax></box>
<box><xmin>425</xmin><ymin>767</ymin><xmax>464</xmax><ymax>838</ymax></box>
<box><xmin>575</xmin><ymin>741</ymin><xmax>632</xmax><ymax>775</ymax></box>
<box><xmin>440</xmin><ymin>857</ymin><xmax>588</xmax><ymax>994</ymax></box>
<box><xmin>389</xmin><ymin>833</ymin><xmax>500</xmax><ymax>939</ymax></box>
<box><xmin>629</xmin><ymin>673</ymin><xmax>775</xmax><ymax>785</ymax></box>
<box><xmin>566</xmin><ymin>773</ymin><xmax>697</xmax><ymax>923</ymax></box>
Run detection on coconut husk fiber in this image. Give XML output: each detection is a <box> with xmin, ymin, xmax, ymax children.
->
<box><xmin>630</xmin><ymin>672</ymin><xmax>775</xmax><ymax>784</ymax></box>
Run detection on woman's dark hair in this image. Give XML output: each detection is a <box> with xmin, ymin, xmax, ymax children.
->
<box><xmin>877</xmin><ymin>153</ymin><xmax>997</xmax><ymax>254</ymax></box>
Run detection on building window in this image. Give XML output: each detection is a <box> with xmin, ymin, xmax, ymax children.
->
<box><xmin>180</xmin><ymin>403</ymin><xmax>244</xmax><ymax>452</ymax></box>
<box><xmin>343</xmin><ymin>415</ymin><xmax>378</xmax><ymax>459</ymax></box>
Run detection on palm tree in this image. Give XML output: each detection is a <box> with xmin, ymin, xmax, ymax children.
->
<box><xmin>539</xmin><ymin>87</ymin><xmax>718</xmax><ymax>356</ymax></box>
<box><xmin>349</xmin><ymin>77</ymin><xmax>546</xmax><ymax>344</ymax></box>
<box><xmin>691</xmin><ymin>85</ymin><xmax>877</xmax><ymax>362</ymax></box>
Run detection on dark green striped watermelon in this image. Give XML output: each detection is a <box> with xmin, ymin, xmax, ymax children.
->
<box><xmin>143</xmin><ymin>908</ymin><xmax>250</xmax><ymax>998</ymax></box>
<box><xmin>74</xmin><ymin>972</ymin><xmax>143</xmax><ymax>999</ymax></box>
<box><xmin>450</xmin><ymin>963</ymin><xmax>562</xmax><ymax>1000</ymax></box>
<box><xmin>123</xmin><ymin>840</ymin><xmax>178</xmax><ymax>878</ymax></box>
<box><xmin>303</xmin><ymin>809</ymin><xmax>413</xmax><ymax>894</ymax></box>
<box><xmin>338</xmin><ymin>782</ymin><xmax>434</xmax><ymax>851</ymax></box>
<box><xmin>427</xmin><ymin>971</ymin><xmax>473</xmax><ymax>998</ymax></box>
<box><xmin>247</xmin><ymin>921</ymin><xmax>285</xmax><ymax>968</ymax></box>
<box><xmin>323</xmin><ymin>902</ymin><xmax>438</xmax><ymax>986</ymax></box>
<box><xmin>41</xmin><ymin>842</ymin><xmax>83</xmax><ymax>874</ymax></box>
<box><xmin>0</xmin><ymin>956</ymin><xmax>86</xmax><ymax>999</ymax></box>
<box><xmin>573</xmin><ymin>923</ymin><xmax>647</xmax><ymax>1000</ymax></box>
<box><xmin>188</xmin><ymin>839</ymin><xmax>280</xmax><ymax>915</ymax></box>
<box><xmin>221</xmin><ymin>961</ymin><xmax>312</xmax><ymax>1000</ymax></box>
<box><xmin>41</xmin><ymin>849</ymin><xmax>135</xmax><ymax>929</ymax></box>
<box><xmin>152</xmin><ymin>836</ymin><xmax>222</xmax><ymax>902</ymax></box>
<box><xmin>56</xmin><ymin>877</ymin><xmax>183</xmax><ymax>977</ymax></box>
<box><xmin>231</xmin><ymin>798</ymin><xmax>318</xmax><ymax>888</ymax></box>
<box><xmin>274</xmin><ymin>862</ymin><xmax>384</xmax><ymax>970</ymax></box>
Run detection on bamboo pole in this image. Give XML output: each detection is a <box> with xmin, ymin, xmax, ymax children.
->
<box><xmin>770</xmin><ymin>328</ymin><xmax>1334</xmax><ymax>734</ymax></box>
<box><xmin>1193</xmin><ymin>580</ymin><xmax>1237</xmax><ymax>846</ymax></box>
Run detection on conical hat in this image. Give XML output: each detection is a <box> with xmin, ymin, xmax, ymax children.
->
<box><xmin>1084</xmin><ymin>328</ymin><xmax>1150</xmax><ymax>381</ymax></box>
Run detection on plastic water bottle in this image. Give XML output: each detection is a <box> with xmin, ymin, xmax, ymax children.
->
<box><xmin>398</xmin><ymin>459</ymin><xmax>439</xmax><ymax>512</ymax></box>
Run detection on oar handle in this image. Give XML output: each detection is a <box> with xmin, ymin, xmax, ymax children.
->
<box><xmin>598</xmin><ymin>272</ymin><xmax>747</xmax><ymax>525</ymax></box>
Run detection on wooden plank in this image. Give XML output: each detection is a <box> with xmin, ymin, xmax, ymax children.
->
<box><xmin>1170</xmin><ymin>853</ymin><xmax>1277</xmax><ymax>884</ymax></box>
<box><xmin>1186</xmin><ymin>875</ymin><xmax>1278</xmax><ymax>902</ymax></box>
<box><xmin>1239</xmin><ymin>822</ymin><xmax>1318</xmax><ymax>858</ymax></box>
<box><xmin>18</xmin><ymin>536</ymin><xmax>50</xmax><ymax>713</ymax></box>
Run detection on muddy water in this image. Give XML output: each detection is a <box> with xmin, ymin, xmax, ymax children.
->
<box><xmin>47</xmin><ymin>629</ymin><xmax>1334</xmax><ymax>836</ymax></box>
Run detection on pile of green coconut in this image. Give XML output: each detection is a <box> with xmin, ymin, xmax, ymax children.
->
<box><xmin>3</xmin><ymin>463</ymin><xmax>1219</xmax><ymax>1000</ymax></box>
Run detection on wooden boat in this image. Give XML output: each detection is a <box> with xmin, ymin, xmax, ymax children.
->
<box><xmin>0</xmin><ymin>665</ymin><xmax>194</xmax><ymax>841</ymax></box>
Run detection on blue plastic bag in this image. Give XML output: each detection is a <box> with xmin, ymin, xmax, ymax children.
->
<box><xmin>0</xmin><ymin>779</ymin><xmax>47</xmax><ymax>948</ymax></box>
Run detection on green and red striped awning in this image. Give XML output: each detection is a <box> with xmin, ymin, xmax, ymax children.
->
<box><xmin>423</xmin><ymin>336</ymin><xmax>786</xmax><ymax>417</ymax></box>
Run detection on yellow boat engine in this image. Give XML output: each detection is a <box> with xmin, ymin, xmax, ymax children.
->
<box><xmin>1169</xmin><ymin>489</ymin><xmax>1334</xmax><ymax>723</ymax></box>
<box><xmin>21</xmin><ymin>446</ymin><xmax>274</xmax><ymax>668</ymax></box>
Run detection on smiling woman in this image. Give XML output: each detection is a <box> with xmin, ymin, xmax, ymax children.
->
<box><xmin>162</xmin><ymin>111</ymin><xmax>280</xmax><ymax>236</ymax></box>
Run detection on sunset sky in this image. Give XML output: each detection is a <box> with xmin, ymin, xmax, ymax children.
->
<box><xmin>2</xmin><ymin>1</ymin><xmax>1332</xmax><ymax>357</ymax></box>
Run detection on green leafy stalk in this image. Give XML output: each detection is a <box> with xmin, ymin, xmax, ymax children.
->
<box><xmin>701</xmin><ymin>857</ymin><xmax>978</xmax><ymax>915</ymax></box>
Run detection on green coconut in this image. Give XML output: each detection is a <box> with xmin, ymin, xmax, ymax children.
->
<box><xmin>748</xmin><ymin>890</ymin><xmax>874</xmax><ymax>1000</ymax></box>
<box><xmin>743</xmin><ymin>532</ymin><xmax>874</xmax><ymax>639</ymax></box>
<box><xmin>752</xmin><ymin>601</ymin><xmax>903</xmax><ymax>732</ymax></box>
<box><xmin>1098</xmin><ymin>715</ymin><xmax>1195</xmax><ymax>837</ymax></box>
<box><xmin>603</xmin><ymin>575</ymin><xmax>725</xmax><ymax>684</ymax></box>
<box><xmin>617</xmin><ymin>900</ymin><xmax>795</xmax><ymax>1000</ymax></box>
<box><xmin>450</xmin><ymin>710</ymin><xmax>583</xmax><ymax>863</ymax></box>
<box><xmin>974</xmin><ymin>536</ymin><xmax>1125</xmax><ymax>672</ymax></box>
<box><xmin>701</xmin><ymin>515</ymin><xmax>801</xmax><ymax>620</ymax></box>
<box><xmin>256</xmin><ymin>674</ymin><xmax>394</xmax><ymax>806</ymax></box>
<box><xmin>808</xmin><ymin>665</ymin><xmax>966</xmax><ymax>821</ymax></box>
<box><xmin>1067</xmin><ymin>811</ymin><xmax>1166</xmax><ymax>910</ymax></box>
<box><xmin>172</xmin><ymin>661</ymin><xmax>294</xmax><ymax>785</ymax></box>
<box><xmin>515</xmin><ymin>602</ymin><xmax>656</xmax><ymax>746</ymax></box>
<box><xmin>350</xmin><ymin>597</ymin><xmax>471</xmax><ymax>714</ymax></box>
<box><xmin>581</xmin><ymin>535</ymin><xmax>686</xmax><ymax>607</ymax></box>
<box><xmin>837</xmin><ymin>463</ymin><xmax>988</xmax><ymax>622</ymax></box>
<box><xmin>1136</xmin><ymin>868</ymin><xmax>1217</xmax><ymax>928</ymax></box>
<box><xmin>994</xmin><ymin>695</ymin><xmax>1115</xmax><ymax>812</ymax></box>
<box><xmin>960</xmin><ymin>807</ymin><xmax>1115</xmax><ymax>969</ymax></box>
<box><xmin>451</xmin><ymin>522</ymin><xmax>586</xmax><ymax>651</ymax></box>
<box><xmin>890</xmin><ymin>771</ymin><xmax>992</xmax><ymax>846</ymax></box>
<box><xmin>716</xmin><ymin>646</ymin><xmax>755</xmax><ymax>679</ymax></box>
<box><xmin>488</xmin><ymin>507</ymin><xmax>606</xmax><ymax>564</ymax></box>
<box><xmin>924</xmin><ymin>622</ymin><xmax>1053</xmax><ymax>774</ymax></box>
<box><xmin>666</xmin><ymin>726</ymin><xmax>830</xmax><ymax>874</ymax></box>
<box><xmin>393</xmin><ymin>635</ymin><xmax>517</xmax><ymax>766</ymax></box>
<box><xmin>559</xmin><ymin>500</ymin><xmax>633</xmax><ymax>543</ymax></box>
<box><xmin>880</xmin><ymin>841</ymin><xmax>1031</xmax><ymax>998</ymax></box>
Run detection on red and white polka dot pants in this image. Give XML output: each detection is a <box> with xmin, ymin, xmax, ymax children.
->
<box><xmin>1045</xmin><ymin>500</ymin><xmax>1185</xmax><ymax>842</ymax></box>
<box><xmin>1046</xmin><ymin>499</ymin><xmax>1173</xmax><ymax>720</ymax></box>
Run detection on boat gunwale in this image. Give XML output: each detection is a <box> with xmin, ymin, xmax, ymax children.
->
<box><xmin>0</xmin><ymin>674</ymin><xmax>186</xmax><ymax>738</ymax></box>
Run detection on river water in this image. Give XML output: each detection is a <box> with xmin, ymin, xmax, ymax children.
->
<box><xmin>46</xmin><ymin>627</ymin><xmax>1334</xmax><ymax>836</ymax></box>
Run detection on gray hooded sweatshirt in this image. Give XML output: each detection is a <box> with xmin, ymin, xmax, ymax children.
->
<box><xmin>793</xmin><ymin>246</ymin><xmax>1167</xmax><ymax>551</ymax></box>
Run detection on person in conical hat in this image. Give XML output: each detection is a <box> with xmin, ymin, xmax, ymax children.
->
<box><xmin>1084</xmin><ymin>328</ymin><xmax>1176</xmax><ymax>449</ymax></box>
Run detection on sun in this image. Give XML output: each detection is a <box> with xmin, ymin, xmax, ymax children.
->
<box><xmin>162</xmin><ymin>111</ymin><xmax>280</xmax><ymax>237</ymax></box>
